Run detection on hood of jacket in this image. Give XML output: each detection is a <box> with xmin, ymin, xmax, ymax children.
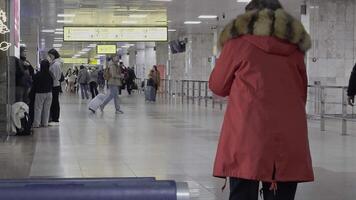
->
<box><xmin>219</xmin><ymin>9</ymin><xmax>311</xmax><ymax>53</ymax></box>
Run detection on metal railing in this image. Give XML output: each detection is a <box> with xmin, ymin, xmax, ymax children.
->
<box><xmin>157</xmin><ymin>79</ymin><xmax>355</xmax><ymax>136</ymax></box>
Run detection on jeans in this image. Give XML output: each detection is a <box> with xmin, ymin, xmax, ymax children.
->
<box><xmin>50</xmin><ymin>86</ymin><xmax>61</xmax><ymax>122</ymax></box>
<box><xmin>89</xmin><ymin>81</ymin><xmax>99</xmax><ymax>99</ymax></box>
<box><xmin>229</xmin><ymin>178</ymin><xmax>297</xmax><ymax>200</ymax></box>
<box><xmin>101</xmin><ymin>85</ymin><xmax>121</xmax><ymax>111</ymax></box>
<box><xmin>80</xmin><ymin>83</ymin><xmax>89</xmax><ymax>99</ymax></box>
<box><xmin>33</xmin><ymin>92</ymin><xmax>52</xmax><ymax>127</ymax></box>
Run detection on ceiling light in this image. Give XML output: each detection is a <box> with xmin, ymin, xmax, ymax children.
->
<box><xmin>55</xmin><ymin>32</ymin><xmax>64</xmax><ymax>35</ymax></box>
<box><xmin>122</xmin><ymin>20</ymin><xmax>138</xmax><ymax>24</ymax></box>
<box><xmin>198</xmin><ymin>15</ymin><xmax>218</xmax><ymax>19</ymax></box>
<box><xmin>167</xmin><ymin>20</ymin><xmax>172</xmax><ymax>23</ymax></box>
<box><xmin>184</xmin><ymin>21</ymin><xmax>202</xmax><ymax>24</ymax></box>
<box><xmin>57</xmin><ymin>14</ymin><xmax>76</xmax><ymax>17</ymax></box>
<box><xmin>129</xmin><ymin>14</ymin><xmax>147</xmax><ymax>18</ymax></box>
<box><xmin>150</xmin><ymin>0</ymin><xmax>172</xmax><ymax>1</ymax></box>
<box><xmin>82</xmin><ymin>48</ymin><xmax>91</xmax><ymax>52</ymax></box>
<box><xmin>88</xmin><ymin>44</ymin><xmax>97</xmax><ymax>48</ymax></box>
<box><xmin>57</xmin><ymin>20</ymin><xmax>73</xmax><ymax>24</ymax></box>
<box><xmin>168</xmin><ymin>29</ymin><xmax>176</xmax><ymax>32</ymax></box>
<box><xmin>55</xmin><ymin>28</ymin><xmax>63</xmax><ymax>31</ymax></box>
<box><xmin>53</xmin><ymin>44</ymin><xmax>62</xmax><ymax>48</ymax></box>
<box><xmin>121</xmin><ymin>45</ymin><xmax>130</xmax><ymax>48</ymax></box>
<box><xmin>236</xmin><ymin>0</ymin><xmax>251</xmax><ymax>2</ymax></box>
<box><xmin>41</xmin><ymin>29</ymin><xmax>55</xmax><ymax>33</ymax></box>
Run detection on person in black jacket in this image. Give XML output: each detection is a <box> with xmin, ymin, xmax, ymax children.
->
<box><xmin>32</xmin><ymin>60</ymin><xmax>53</xmax><ymax>128</ymax></box>
<box><xmin>348</xmin><ymin>64</ymin><xmax>356</xmax><ymax>106</ymax></box>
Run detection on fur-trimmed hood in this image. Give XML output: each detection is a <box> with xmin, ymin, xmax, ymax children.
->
<box><xmin>219</xmin><ymin>9</ymin><xmax>311</xmax><ymax>52</ymax></box>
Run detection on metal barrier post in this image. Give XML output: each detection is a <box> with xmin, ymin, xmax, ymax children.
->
<box><xmin>320</xmin><ymin>86</ymin><xmax>326</xmax><ymax>132</ymax></box>
<box><xmin>192</xmin><ymin>81</ymin><xmax>196</xmax><ymax>104</ymax></box>
<box><xmin>181</xmin><ymin>80</ymin><xmax>185</xmax><ymax>102</ymax></box>
<box><xmin>198</xmin><ymin>82</ymin><xmax>202</xmax><ymax>106</ymax></box>
<box><xmin>205</xmin><ymin>82</ymin><xmax>208</xmax><ymax>107</ymax></box>
<box><xmin>342</xmin><ymin>87</ymin><xmax>348</xmax><ymax>136</ymax></box>
<box><xmin>186</xmin><ymin>81</ymin><xmax>190</xmax><ymax>103</ymax></box>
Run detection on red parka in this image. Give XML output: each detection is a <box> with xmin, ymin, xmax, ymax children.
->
<box><xmin>210</xmin><ymin>9</ymin><xmax>314</xmax><ymax>183</ymax></box>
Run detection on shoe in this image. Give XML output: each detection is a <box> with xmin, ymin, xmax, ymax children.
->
<box><xmin>89</xmin><ymin>108</ymin><xmax>96</xmax><ymax>114</ymax></box>
<box><xmin>49</xmin><ymin>122</ymin><xmax>60</xmax><ymax>126</ymax></box>
<box><xmin>115</xmin><ymin>110</ymin><xmax>124</xmax><ymax>114</ymax></box>
<box><xmin>33</xmin><ymin>126</ymin><xmax>40</xmax><ymax>129</ymax></box>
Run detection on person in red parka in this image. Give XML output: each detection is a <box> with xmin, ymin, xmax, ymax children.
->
<box><xmin>209</xmin><ymin>0</ymin><xmax>314</xmax><ymax>199</ymax></box>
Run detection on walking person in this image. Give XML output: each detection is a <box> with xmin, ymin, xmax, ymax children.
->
<box><xmin>151</xmin><ymin>65</ymin><xmax>161</xmax><ymax>101</ymax></box>
<box><xmin>100</xmin><ymin>56</ymin><xmax>124</xmax><ymax>114</ymax></box>
<box><xmin>126</xmin><ymin>67</ymin><xmax>137</xmax><ymax>95</ymax></box>
<box><xmin>209</xmin><ymin>0</ymin><xmax>314</xmax><ymax>199</ymax></box>
<box><xmin>78</xmin><ymin>65</ymin><xmax>90</xmax><ymax>100</ymax></box>
<box><xmin>89</xmin><ymin>67</ymin><xmax>99</xmax><ymax>98</ymax></box>
<box><xmin>48</xmin><ymin>49</ymin><xmax>63</xmax><ymax>126</ymax></box>
<box><xmin>32</xmin><ymin>60</ymin><xmax>53</xmax><ymax>128</ymax></box>
<box><xmin>347</xmin><ymin>63</ymin><xmax>356</xmax><ymax>106</ymax></box>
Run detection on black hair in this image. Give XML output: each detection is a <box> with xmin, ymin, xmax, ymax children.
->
<box><xmin>245</xmin><ymin>0</ymin><xmax>283</xmax><ymax>11</ymax></box>
<box><xmin>80</xmin><ymin>65</ymin><xmax>85</xmax><ymax>69</ymax></box>
<box><xmin>40</xmin><ymin>59</ymin><xmax>50</xmax><ymax>72</ymax></box>
<box><xmin>48</xmin><ymin>49</ymin><xmax>61</xmax><ymax>59</ymax></box>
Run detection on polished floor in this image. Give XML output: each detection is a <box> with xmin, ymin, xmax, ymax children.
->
<box><xmin>1</xmin><ymin>92</ymin><xmax>356</xmax><ymax>200</ymax></box>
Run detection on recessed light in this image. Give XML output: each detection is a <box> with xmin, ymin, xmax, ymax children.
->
<box><xmin>168</xmin><ymin>29</ymin><xmax>176</xmax><ymax>32</ymax></box>
<box><xmin>129</xmin><ymin>14</ymin><xmax>147</xmax><ymax>18</ymax></box>
<box><xmin>237</xmin><ymin>0</ymin><xmax>250</xmax><ymax>2</ymax></box>
<box><xmin>184</xmin><ymin>21</ymin><xmax>202</xmax><ymax>24</ymax></box>
<box><xmin>55</xmin><ymin>28</ymin><xmax>63</xmax><ymax>31</ymax></box>
<box><xmin>57</xmin><ymin>20</ymin><xmax>73</xmax><ymax>24</ymax></box>
<box><xmin>198</xmin><ymin>15</ymin><xmax>218</xmax><ymax>19</ymax></box>
<box><xmin>57</xmin><ymin>14</ymin><xmax>76</xmax><ymax>17</ymax></box>
<box><xmin>41</xmin><ymin>29</ymin><xmax>55</xmax><ymax>33</ymax></box>
<box><xmin>53</xmin><ymin>44</ymin><xmax>62</xmax><ymax>48</ymax></box>
<box><xmin>54</xmin><ymin>32</ymin><xmax>64</xmax><ymax>35</ymax></box>
<box><xmin>150</xmin><ymin>0</ymin><xmax>172</xmax><ymax>2</ymax></box>
<box><xmin>88</xmin><ymin>44</ymin><xmax>97</xmax><ymax>48</ymax></box>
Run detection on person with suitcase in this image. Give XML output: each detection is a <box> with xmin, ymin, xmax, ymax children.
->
<box><xmin>145</xmin><ymin>71</ymin><xmax>156</xmax><ymax>102</ymax></box>
<box><xmin>88</xmin><ymin>93</ymin><xmax>107</xmax><ymax>114</ymax></box>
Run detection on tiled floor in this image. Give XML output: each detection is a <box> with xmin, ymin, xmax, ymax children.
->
<box><xmin>1</xmin><ymin>92</ymin><xmax>356</xmax><ymax>200</ymax></box>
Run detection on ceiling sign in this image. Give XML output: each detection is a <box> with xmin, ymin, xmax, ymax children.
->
<box><xmin>63</xmin><ymin>26</ymin><xmax>168</xmax><ymax>42</ymax></box>
<box><xmin>0</xmin><ymin>9</ymin><xmax>11</xmax><ymax>51</ymax></box>
<box><xmin>62</xmin><ymin>58</ymin><xmax>89</xmax><ymax>64</ymax></box>
<box><xmin>97</xmin><ymin>45</ymin><xmax>117</xmax><ymax>54</ymax></box>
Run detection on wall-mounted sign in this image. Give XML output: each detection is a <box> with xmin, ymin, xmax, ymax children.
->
<box><xmin>64</xmin><ymin>26</ymin><xmax>168</xmax><ymax>42</ymax></box>
<box><xmin>62</xmin><ymin>58</ymin><xmax>88</xmax><ymax>64</ymax></box>
<box><xmin>89</xmin><ymin>58</ymin><xmax>99</xmax><ymax>65</ymax></box>
<box><xmin>97</xmin><ymin>45</ymin><xmax>117</xmax><ymax>54</ymax></box>
<box><xmin>0</xmin><ymin>9</ymin><xmax>11</xmax><ymax>51</ymax></box>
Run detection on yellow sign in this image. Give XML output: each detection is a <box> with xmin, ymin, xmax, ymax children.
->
<box><xmin>97</xmin><ymin>45</ymin><xmax>117</xmax><ymax>54</ymax></box>
<box><xmin>62</xmin><ymin>58</ymin><xmax>88</xmax><ymax>64</ymax></box>
<box><xmin>89</xmin><ymin>58</ymin><xmax>99</xmax><ymax>65</ymax></box>
<box><xmin>64</xmin><ymin>26</ymin><xmax>168</xmax><ymax>42</ymax></box>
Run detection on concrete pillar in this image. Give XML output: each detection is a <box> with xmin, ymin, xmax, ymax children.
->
<box><xmin>136</xmin><ymin>42</ymin><xmax>146</xmax><ymax>79</ymax></box>
<box><xmin>145</xmin><ymin>42</ymin><xmax>156</xmax><ymax>77</ymax></box>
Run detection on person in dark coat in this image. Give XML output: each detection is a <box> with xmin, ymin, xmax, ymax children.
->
<box><xmin>209</xmin><ymin>0</ymin><xmax>314</xmax><ymax>200</ymax></box>
<box><xmin>347</xmin><ymin>64</ymin><xmax>356</xmax><ymax>106</ymax></box>
<box><xmin>32</xmin><ymin>60</ymin><xmax>53</xmax><ymax>128</ymax></box>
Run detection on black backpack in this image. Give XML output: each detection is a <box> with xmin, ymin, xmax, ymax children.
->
<box><xmin>16</xmin><ymin>113</ymin><xmax>32</xmax><ymax>136</ymax></box>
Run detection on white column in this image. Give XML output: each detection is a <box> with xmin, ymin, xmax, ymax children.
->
<box><xmin>145</xmin><ymin>42</ymin><xmax>156</xmax><ymax>77</ymax></box>
<box><xmin>136</xmin><ymin>42</ymin><xmax>146</xmax><ymax>79</ymax></box>
<box><xmin>121</xmin><ymin>49</ymin><xmax>129</xmax><ymax>67</ymax></box>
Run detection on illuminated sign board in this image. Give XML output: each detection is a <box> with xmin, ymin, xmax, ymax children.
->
<box><xmin>97</xmin><ymin>45</ymin><xmax>117</xmax><ymax>54</ymax></box>
<box><xmin>62</xmin><ymin>58</ymin><xmax>88</xmax><ymax>64</ymax></box>
<box><xmin>63</xmin><ymin>27</ymin><xmax>168</xmax><ymax>42</ymax></box>
<box><xmin>0</xmin><ymin>9</ymin><xmax>11</xmax><ymax>51</ymax></box>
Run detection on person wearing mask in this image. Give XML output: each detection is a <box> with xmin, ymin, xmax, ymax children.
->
<box><xmin>209</xmin><ymin>0</ymin><xmax>314</xmax><ymax>199</ymax></box>
<box><xmin>347</xmin><ymin>64</ymin><xmax>356</xmax><ymax>106</ymax></box>
<box><xmin>126</xmin><ymin>67</ymin><xmax>137</xmax><ymax>95</ymax></box>
<box><xmin>100</xmin><ymin>56</ymin><xmax>124</xmax><ymax>114</ymax></box>
<box><xmin>151</xmin><ymin>65</ymin><xmax>161</xmax><ymax>99</ymax></box>
<box><xmin>89</xmin><ymin>67</ymin><xmax>99</xmax><ymax>98</ymax></box>
<box><xmin>78</xmin><ymin>65</ymin><xmax>90</xmax><ymax>100</ymax></box>
<box><xmin>47</xmin><ymin>49</ymin><xmax>63</xmax><ymax>126</ymax></box>
<box><xmin>32</xmin><ymin>60</ymin><xmax>53</xmax><ymax>128</ymax></box>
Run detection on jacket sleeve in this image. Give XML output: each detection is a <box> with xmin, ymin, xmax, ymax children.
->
<box><xmin>348</xmin><ymin>64</ymin><xmax>356</xmax><ymax>97</ymax></box>
<box><xmin>209</xmin><ymin>40</ymin><xmax>241</xmax><ymax>97</ymax></box>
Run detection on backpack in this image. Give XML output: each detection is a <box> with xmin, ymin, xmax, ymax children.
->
<box><xmin>16</xmin><ymin>113</ymin><xmax>32</xmax><ymax>136</ymax></box>
<box><xmin>103</xmin><ymin>67</ymin><xmax>112</xmax><ymax>81</ymax></box>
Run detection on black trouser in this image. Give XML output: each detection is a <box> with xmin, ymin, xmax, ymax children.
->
<box><xmin>126</xmin><ymin>80</ymin><xmax>133</xmax><ymax>95</ymax></box>
<box><xmin>28</xmin><ymin>88</ymin><xmax>35</xmax><ymax>126</ymax></box>
<box><xmin>89</xmin><ymin>81</ymin><xmax>99</xmax><ymax>99</ymax></box>
<box><xmin>229</xmin><ymin>178</ymin><xmax>297</xmax><ymax>200</ymax></box>
<box><xmin>50</xmin><ymin>86</ymin><xmax>61</xmax><ymax>122</ymax></box>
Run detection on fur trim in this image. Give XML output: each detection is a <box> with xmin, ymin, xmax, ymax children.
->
<box><xmin>219</xmin><ymin>9</ymin><xmax>311</xmax><ymax>52</ymax></box>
